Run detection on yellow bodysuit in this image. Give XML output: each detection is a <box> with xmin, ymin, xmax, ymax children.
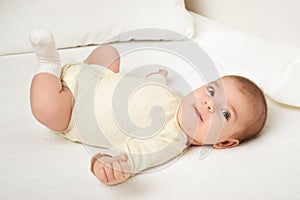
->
<box><xmin>58</xmin><ymin>63</ymin><xmax>188</xmax><ymax>174</ymax></box>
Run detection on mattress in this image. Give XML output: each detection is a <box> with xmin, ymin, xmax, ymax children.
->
<box><xmin>1</xmin><ymin>12</ymin><xmax>300</xmax><ymax>200</ymax></box>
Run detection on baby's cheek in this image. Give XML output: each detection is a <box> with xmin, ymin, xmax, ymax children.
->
<box><xmin>206</xmin><ymin>116</ymin><xmax>226</xmax><ymax>142</ymax></box>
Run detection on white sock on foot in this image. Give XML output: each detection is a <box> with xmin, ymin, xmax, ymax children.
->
<box><xmin>30</xmin><ymin>29</ymin><xmax>62</xmax><ymax>77</ymax></box>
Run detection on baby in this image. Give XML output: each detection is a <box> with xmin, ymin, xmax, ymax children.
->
<box><xmin>29</xmin><ymin>30</ymin><xmax>267</xmax><ymax>185</ymax></box>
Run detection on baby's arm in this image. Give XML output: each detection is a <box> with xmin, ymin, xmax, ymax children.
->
<box><xmin>91</xmin><ymin>153</ymin><xmax>131</xmax><ymax>185</ymax></box>
<box><xmin>91</xmin><ymin>139</ymin><xmax>186</xmax><ymax>185</ymax></box>
<box><xmin>91</xmin><ymin>130</ymin><xmax>187</xmax><ymax>185</ymax></box>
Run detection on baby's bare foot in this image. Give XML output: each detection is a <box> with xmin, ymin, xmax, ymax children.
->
<box><xmin>147</xmin><ymin>69</ymin><xmax>168</xmax><ymax>78</ymax></box>
<box><xmin>157</xmin><ymin>69</ymin><xmax>168</xmax><ymax>77</ymax></box>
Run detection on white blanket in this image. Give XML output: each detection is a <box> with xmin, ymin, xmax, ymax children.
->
<box><xmin>0</xmin><ymin>12</ymin><xmax>300</xmax><ymax>200</ymax></box>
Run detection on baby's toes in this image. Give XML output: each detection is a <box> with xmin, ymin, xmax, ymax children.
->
<box><xmin>158</xmin><ymin>69</ymin><xmax>168</xmax><ymax>76</ymax></box>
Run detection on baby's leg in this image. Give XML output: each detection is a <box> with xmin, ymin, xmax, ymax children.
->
<box><xmin>30</xmin><ymin>30</ymin><xmax>73</xmax><ymax>132</ymax></box>
<box><xmin>30</xmin><ymin>74</ymin><xmax>73</xmax><ymax>132</ymax></box>
<box><xmin>84</xmin><ymin>45</ymin><xmax>120</xmax><ymax>73</ymax></box>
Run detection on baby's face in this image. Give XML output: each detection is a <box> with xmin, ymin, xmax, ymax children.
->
<box><xmin>177</xmin><ymin>77</ymin><xmax>256</xmax><ymax>146</ymax></box>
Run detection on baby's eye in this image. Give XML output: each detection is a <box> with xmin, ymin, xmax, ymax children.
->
<box><xmin>221</xmin><ymin>108</ymin><xmax>231</xmax><ymax>121</ymax></box>
<box><xmin>207</xmin><ymin>86</ymin><xmax>215</xmax><ymax>97</ymax></box>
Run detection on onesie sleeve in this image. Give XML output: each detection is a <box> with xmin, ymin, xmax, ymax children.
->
<box><xmin>100</xmin><ymin>130</ymin><xmax>188</xmax><ymax>175</ymax></box>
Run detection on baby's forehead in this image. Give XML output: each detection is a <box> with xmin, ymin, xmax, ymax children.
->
<box><xmin>216</xmin><ymin>77</ymin><xmax>256</xmax><ymax>108</ymax></box>
<box><xmin>208</xmin><ymin>77</ymin><xmax>240</xmax><ymax>91</ymax></box>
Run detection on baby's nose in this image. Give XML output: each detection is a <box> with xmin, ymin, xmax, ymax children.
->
<box><xmin>205</xmin><ymin>99</ymin><xmax>214</xmax><ymax>112</ymax></box>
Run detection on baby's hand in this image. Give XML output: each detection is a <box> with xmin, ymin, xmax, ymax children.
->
<box><xmin>147</xmin><ymin>69</ymin><xmax>168</xmax><ymax>79</ymax></box>
<box><xmin>91</xmin><ymin>153</ymin><xmax>131</xmax><ymax>185</ymax></box>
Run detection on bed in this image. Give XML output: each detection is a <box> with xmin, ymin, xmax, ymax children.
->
<box><xmin>1</xmin><ymin>0</ymin><xmax>300</xmax><ymax>199</ymax></box>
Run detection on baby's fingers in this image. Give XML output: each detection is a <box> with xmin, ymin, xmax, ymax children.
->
<box><xmin>92</xmin><ymin>160</ymin><xmax>108</xmax><ymax>183</ymax></box>
<box><xmin>112</xmin><ymin>160</ymin><xmax>124</xmax><ymax>180</ymax></box>
<box><xmin>96</xmin><ymin>165</ymin><xmax>108</xmax><ymax>183</ymax></box>
<box><xmin>119</xmin><ymin>160</ymin><xmax>131</xmax><ymax>178</ymax></box>
<box><xmin>103</xmin><ymin>162</ymin><xmax>115</xmax><ymax>184</ymax></box>
<box><xmin>91</xmin><ymin>153</ymin><xmax>131</xmax><ymax>185</ymax></box>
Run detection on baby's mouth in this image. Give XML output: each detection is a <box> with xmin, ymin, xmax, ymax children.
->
<box><xmin>193</xmin><ymin>104</ymin><xmax>203</xmax><ymax>122</ymax></box>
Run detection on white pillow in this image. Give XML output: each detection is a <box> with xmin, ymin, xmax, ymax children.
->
<box><xmin>0</xmin><ymin>0</ymin><xmax>194</xmax><ymax>56</ymax></box>
<box><xmin>190</xmin><ymin>12</ymin><xmax>300</xmax><ymax>107</ymax></box>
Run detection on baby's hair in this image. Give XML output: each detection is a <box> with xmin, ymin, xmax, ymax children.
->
<box><xmin>224</xmin><ymin>75</ymin><xmax>267</xmax><ymax>142</ymax></box>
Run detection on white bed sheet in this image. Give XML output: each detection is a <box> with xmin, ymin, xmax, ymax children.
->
<box><xmin>1</xmin><ymin>13</ymin><xmax>300</xmax><ymax>200</ymax></box>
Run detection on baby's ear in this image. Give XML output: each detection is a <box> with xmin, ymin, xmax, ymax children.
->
<box><xmin>213</xmin><ymin>138</ymin><xmax>239</xmax><ymax>149</ymax></box>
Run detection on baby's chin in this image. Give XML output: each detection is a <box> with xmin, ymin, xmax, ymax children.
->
<box><xmin>188</xmin><ymin>137</ymin><xmax>202</xmax><ymax>145</ymax></box>
<box><xmin>176</xmin><ymin>106</ymin><xmax>200</xmax><ymax>145</ymax></box>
